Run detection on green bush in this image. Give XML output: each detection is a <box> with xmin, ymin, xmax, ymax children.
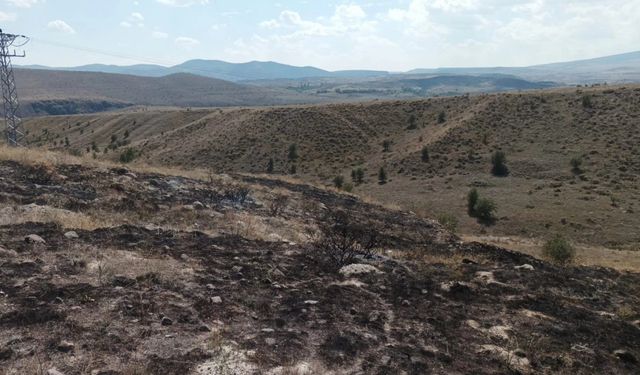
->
<box><xmin>543</xmin><ymin>235</ymin><xmax>575</xmax><ymax>265</ymax></box>
<box><xmin>407</xmin><ymin>114</ymin><xmax>418</xmax><ymax>130</ymax></box>
<box><xmin>570</xmin><ymin>157</ymin><xmax>582</xmax><ymax>174</ymax></box>
<box><xmin>351</xmin><ymin>168</ymin><xmax>365</xmax><ymax>185</ymax></box>
<box><xmin>333</xmin><ymin>175</ymin><xmax>345</xmax><ymax>189</ymax></box>
<box><xmin>491</xmin><ymin>151</ymin><xmax>509</xmax><ymax>176</ymax></box>
<box><xmin>288</xmin><ymin>144</ymin><xmax>298</xmax><ymax>161</ymax></box>
<box><xmin>267</xmin><ymin>158</ymin><xmax>275</xmax><ymax>173</ymax></box>
<box><xmin>437</xmin><ymin>111</ymin><xmax>446</xmax><ymax>124</ymax></box>
<box><xmin>474</xmin><ymin>198</ymin><xmax>497</xmax><ymax>223</ymax></box>
<box><xmin>382</xmin><ymin>140</ymin><xmax>392</xmax><ymax>152</ymax></box>
<box><xmin>582</xmin><ymin>95</ymin><xmax>593</xmax><ymax>109</ymax></box>
<box><xmin>437</xmin><ymin>213</ymin><xmax>458</xmax><ymax>233</ymax></box>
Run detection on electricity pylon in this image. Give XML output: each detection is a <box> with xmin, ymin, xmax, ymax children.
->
<box><xmin>0</xmin><ymin>29</ymin><xmax>29</xmax><ymax>147</ymax></box>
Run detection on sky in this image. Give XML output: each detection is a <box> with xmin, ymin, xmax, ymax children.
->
<box><xmin>0</xmin><ymin>0</ymin><xmax>639</xmax><ymax>71</ymax></box>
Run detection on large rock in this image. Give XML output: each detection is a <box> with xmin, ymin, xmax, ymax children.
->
<box><xmin>64</xmin><ymin>231</ymin><xmax>79</xmax><ymax>239</ymax></box>
<box><xmin>47</xmin><ymin>369</ymin><xmax>66</xmax><ymax>375</ymax></box>
<box><xmin>339</xmin><ymin>264</ymin><xmax>382</xmax><ymax>277</ymax></box>
<box><xmin>614</xmin><ymin>349</ymin><xmax>637</xmax><ymax>364</ymax></box>
<box><xmin>25</xmin><ymin>234</ymin><xmax>46</xmax><ymax>244</ymax></box>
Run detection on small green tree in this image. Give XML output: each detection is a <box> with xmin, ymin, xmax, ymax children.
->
<box><xmin>333</xmin><ymin>175</ymin><xmax>345</xmax><ymax>189</ymax></box>
<box><xmin>543</xmin><ymin>234</ymin><xmax>575</xmax><ymax>265</ymax></box>
<box><xmin>382</xmin><ymin>140</ymin><xmax>392</xmax><ymax>153</ymax></box>
<box><xmin>467</xmin><ymin>188</ymin><xmax>479</xmax><ymax>216</ymax></box>
<box><xmin>290</xmin><ymin>164</ymin><xmax>297</xmax><ymax>175</ymax></box>
<box><xmin>378</xmin><ymin>167</ymin><xmax>387</xmax><ymax>184</ymax></box>
<box><xmin>407</xmin><ymin>114</ymin><xmax>418</xmax><ymax>130</ymax></box>
<box><xmin>581</xmin><ymin>95</ymin><xmax>593</xmax><ymax>109</ymax></box>
<box><xmin>267</xmin><ymin>158</ymin><xmax>275</xmax><ymax>173</ymax></box>
<box><xmin>288</xmin><ymin>144</ymin><xmax>298</xmax><ymax>161</ymax></box>
<box><xmin>437</xmin><ymin>111</ymin><xmax>446</xmax><ymax>124</ymax></box>
<box><xmin>351</xmin><ymin>168</ymin><xmax>365</xmax><ymax>185</ymax></box>
<box><xmin>124</xmin><ymin>129</ymin><xmax>130</xmax><ymax>139</ymax></box>
<box><xmin>491</xmin><ymin>151</ymin><xmax>509</xmax><ymax>176</ymax></box>
<box><xmin>421</xmin><ymin>146</ymin><xmax>430</xmax><ymax>162</ymax></box>
<box><xmin>119</xmin><ymin>148</ymin><xmax>138</xmax><ymax>163</ymax></box>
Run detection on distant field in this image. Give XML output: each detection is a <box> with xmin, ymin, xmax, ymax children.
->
<box><xmin>22</xmin><ymin>85</ymin><xmax>640</xmax><ymax>269</ymax></box>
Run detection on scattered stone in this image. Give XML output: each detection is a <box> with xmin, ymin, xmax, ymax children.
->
<box><xmin>64</xmin><ymin>231</ymin><xmax>79</xmax><ymax>239</ymax></box>
<box><xmin>474</xmin><ymin>271</ymin><xmax>505</xmax><ymax>286</ymax></box>
<box><xmin>0</xmin><ymin>246</ymin><xmax>18</xmax><ymax>258</ymax></box>
<box><xmin>265</xmin><ymin>338</ymin><xmax>277</xmax><ymax>346</ymax></box>
<box><xmin>401</xmin><ymin>299</ymin><xmax>411</xmax><ymax>307</ymax></box>
<box><xmin>632</xmin><ymin>320</ymin><xmax>640</xmax><ymax>329</ymax></box>
<box><xmin>515</xmin><ymin>264</ymin><xmax>535</xmax><ymax>271</ymax></box>
<box><xmin>261</xmin><ymin>328</ymin><xmax>275</xmax><ymax>333</ymax></box>
<box><xmin>192</xmin><ymin>201</ymin><xmax>205</xmax><ymax>210</ymax></box>
<box><xmin>180</xmin><ymin>254</ymin><xmax>189</xmax><ymax>261</ymax></box>
<box><xmin>161</xmin><ymin>317</ymin><xmax>173</xmax><ymax>326</ymax></box>
<box><xmin>47</xmin><ymin>369</ymin><xmax>66</xmax><ymax>375</ymax></box>
<box><xmin>198</xmin><ymin>325</ymin><xmax>211</xmax><ymax>332</ymax></box>
<box><xmin>462</xmin><ymin>258</ymin><xmax>478</xmax><ymax>265</ymax></box>
<box><xmin>614</xmin><ymin>349</ymin><xmax>637</xmax><ymax>364</ymax></box>
<box><xmin>477</xmin><ymin>345</ymin><xmax>531</xmax><ymax>374</ymax></box>
<box><xmin>211</xmin><ymin>296</ymin><xmax>223</xmax><ymax>304</ymax></box>
<box><xmin>57</xmin><ymin>340</ymin><xmax>75</xmax><ymax>353</ymax></box>
<box><xmin>25</xmin><ymin>234</ymin><xmax>46</xmax><ymax>244</ymax></box>
<box><xmin>304</xmin><ymin>300</ymin><xmax>319</xmax><ymax>305</ymax></box>
<box><xmin>232</xmin><ymin>265</ymin><xmax>243</xmax><ymax>273</ymax></box>
<box><xmin>338</xmin><ymin>264</ymin><xmax>382</xmax><ymax>277</ymax></box>
<box><xmin>572</xmin><ymin>344</ymin><xmax>595</xmax><ymax>355</ymax></box>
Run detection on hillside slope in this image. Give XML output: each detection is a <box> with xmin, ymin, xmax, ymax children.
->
<box><xmin>0</xmin><ymin>148</ymin><xmax>638</xmax><ymax>374</ymax></box>
<box><xmin>22</xmin><ymin>86</ymin><xmax>640</xmax><ymax>257</ymax></box>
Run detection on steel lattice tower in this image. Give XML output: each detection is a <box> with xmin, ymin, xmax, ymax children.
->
<box><xmin>0</xmin><ymin>29</ymin><xmax>28</xmax><ymax>147</ymax></box>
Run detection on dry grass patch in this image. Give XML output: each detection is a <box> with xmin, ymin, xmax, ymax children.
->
<box><xmin>0</xmin><ymin>204</ymin><xmax>112</xmax><ymax>230</ymax></box>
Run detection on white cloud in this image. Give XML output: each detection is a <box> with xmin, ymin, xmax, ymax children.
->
<box><xmin>0</xmin><ymin>11</ymin><xmax>16</xmax><ymax>21</ymax></box>
<box><xmin>47</xmin><ymin>19</ymin><xmax>75</xmax><ymax>34</ymax></box>
<box><xmin>6</xmin><ymin>0</ymin><xmax>41</xmax><ymax>8</ymax></box>
<box><xmin>431</xmin><ymin>0</ymin><xmax>478</xmax><ymax>12</ymax></box>
<box><xmin>121</xmin><ymin>12</ymin><xmax>145</xmax><ymax>28</ymax></box>
<box><xmin>156</xmin><ymin>0</ymin><xmax>209</xmax><ymax>7</ymax></box>
<box><xmin>152</xmin><ymin>31</ymin><xmax>169</xmax><ymax>39</ymax></box>
<box><xmin>175</xmin><ymin>36</ymin><xmax>200</xmax><ymax>49</ymax></box>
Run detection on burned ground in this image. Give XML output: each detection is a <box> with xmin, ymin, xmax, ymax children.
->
<box><xmin>0</xmin><ymin>158</ymin><xmax>639</xmax><ymax>375</ymax></box>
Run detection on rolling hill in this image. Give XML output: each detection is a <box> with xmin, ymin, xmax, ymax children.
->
<box><xmin>21</xmin><ymin>85</ymin><xmax>640</xmax><ymax>266</ymax></box>
<box><xmin>14</xmin><ymin>68</ymin><xmax>320</xmax><ymax>116</ymax></box>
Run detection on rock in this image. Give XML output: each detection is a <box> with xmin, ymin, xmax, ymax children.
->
<box><xmin>304</xmin><ymin>300</ymin><xmax>319</xmax><ymax>305</ymax></box>
<box><xmin>25</xmin><ymin>234</ymin><xmax>46</xmax><ymax>244</ymax></box>
<box><xmin>180</xmin><ymin>254</ymin><xmax>189</xmax><ymax>261</ymax></box>
<box><xmin>211</xmin><ymin>296</ymin><xmax>223</xmax><ymax>304</ymax></box>
<box><xmin>57</xmin><ymin>340</ymin><xmax>75</xmax><ymax>352</ymax></box>
<box><xmin>265</xmin><ymin>338</ymin><xmax>277</xmax><ymax>346</ymax></box>
<box><xmin>192</xmin><ymin>201</ymin><xmax>205</xmax><ymax>210</ymax></box>
<box><xmin>462</xmin><ymin>258</ymin><xmax>478</xmax><ymax>265</ymax></box>
<box><xmin>338</xmin><ymin>264</ymin><xmax>382</xmax><ymax>277</ymax></box>
<box><xmin>0</xmin><ymin>346</ymin><xmax>13</xmax><ymax>360</ymax></box>
<box><xmin>64</xmin><ymin>231</ymin><xmax>79</xmax><ymax>239</ymax></box>
<box><xmin>401</xmin><ymin>299</ymin><xmax>411</xmax><ymax>306</ymax></box>
<box><xmin>261</xmin><ymin>328</ymin><xmax>275</xmax><ymax>333</ymax></box>
<box><xmin>614</xmin><ymin>349</ymin><xmax>637</xmax><ymax>364</ymax></box>
<box><xmin>477</xmin><ymin>345</ymin><xmax>531</xmax><ymax>374</ymax></box>
<box><xmin>161</xmin><ymin>317</ymin><xmax>173</xmax><ymax>326</ymax></box>
<box><xmin>632</xmin><ymin>320</ymin><xmax>640</xmax><ymax>329</ymax></box>
<box><xmin>232</xmin><ymin>265</ymin><xmax>243</xmax><ymax>273</ymax></box>
<box><xmin>515</xmin><ymin>264</ymin><xmax>535</xmax><ymax>271</ymax></box>
<box><xmin>198</xmin><ymin>325</ymin><xmax>211</xmax><ymax>332</ymax></box>
<box><xmin>47</xmin><ymin>369</ymin><xmax>66</xmax><ymax>375</ymax></box>
<box><xmin>0</xmin><ymin>246</ymin><xmax>18</xmax><ymax>258</ymax></box>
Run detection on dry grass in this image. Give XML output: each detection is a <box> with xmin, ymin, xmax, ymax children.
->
<box><xmin>0</xmin><ymin>204</ymin><xmax>111</xmax><ymax>230</ymax></box>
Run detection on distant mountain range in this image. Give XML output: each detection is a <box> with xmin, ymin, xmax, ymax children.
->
<box><xmin>18</xmin><ymin>50</ymin><xmax>640</xmax><ymax>84</ymax></box>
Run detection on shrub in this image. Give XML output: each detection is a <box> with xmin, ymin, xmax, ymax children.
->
<box><xmin>333</xmin><ymin>175</ymin><xmax>345</xmax><ymax>189</ymax></box>
<box><xmin>437</xmin><ymin>213</ymin><xmax>458</xmax><ymax>233</ymax></box>
<box><xmin>111</xmin><ymin>134</ymin><xmax>118</xmax><ymax>143</ymax></box>
<box><xmin>124</xmin><ymin>129</ymin><xmax>130</xmax><ymax>139</ymax></box>
<box><xmin>343</xmin><ymin>183</ymin><xmax>354</xmax><ymax>193</ymax></box>
<box><xmin>119</xmin><ymin>148</ymin><xmax>138</xmax><ymax>163</ymax></box>
<box><xmin>543</xmin><ymin>235</ymin><xmax>575</xmax><ymax>265</ymax></box>
<box><xmin>467</xmin><ymin>188</ymin><xmax>479</xmax><ymax>216</ymax></box>
<box><xmin>570</xmin><ymin>157</ymin><xmax>582</xmax><ymax>174</ymax></box>
<box><xmin>288</xmin><ymin>144</ymin><xmax>298</xmax><ymax>161</ymax></box>
<box><xmin>382</xmin><ymin>140</ymin><xmax>392</xmax><ymax>152</ymax></box>
<box><xmin>421</xmin><ymin>146</ymin><xmax>430</xmax><ymax>162</ymax></box>
<box><xmin>582</xmin><ymin>95</ymin><xmax>593</xmax><ymax>109</ymax></box>
<box><xmin>312</xmin><ymin>210</ymin><xmax>382</xmax><ymax>268</ymax></box>
<box><xmin>351</xmin><ymin>168</ymin><xmax>365</xmax><ymax>185</ymax></box>
<box><xmin>437</xmin><ymin>111</ymin><xmax>446</xmax><ymax>124</ymax></box>
<box><xmin>223</xmin><ymin>183</ymin><xmax>251</xmax><ymax>205</ymax></box>
<box><xmin>491</xmin><ymin>151</ymin><xmax>509</xmax><ymax>176</ymax></box>
<box><xmin>474</xmin><ymin>198</ymin><xmax>497</xmax><ymax>224</ymax></box>
<box><xmin>268</xmin><ymin>194</ymin><xmax>289</xmax><ymax>217</ymax></box>
<box><xmin>378</xmin><ymin>167</ymin><xmax>387</xmax><ymax>184</ymax></box>
<box><xmin>290</xmin><ymin>164</ymin><xmax>297</xmax><ymax>175</ymax></box>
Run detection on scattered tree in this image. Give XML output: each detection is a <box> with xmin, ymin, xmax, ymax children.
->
<box><xmin>582</xmin><ymin>95</ymin><xmax>593</xmax><ymax>109</ymax></box>
<box><xmin>421</xmin><ymin>146</ymin><xmax>430</xmax><ymax>162</ymax></box>
<box><xmin>290</xmin><ymin>164</ymin><xmax>297</xmax><ymax>175</ymax></box>
<box><xmin>437</xmin><ymin>111</ymin><xmax>446</xmax><ymax>124</ymax></box>
<box><xmin>351</xmin><ymin>168</ymin><xmax>365</xmax><ymax>185</ymax></box>
<box><xmin>288</xmin><ymin>144</ymin><xmax>298</xmax><ymax>161</ymax></box>
<box><xmin>119</xmin><ymin>148</ymin><xmax>138</xmax><ymax>164</ymax></box>
<box><xmin>378</xmin><ymin>167</ymin><xmax>388</xmax><ymax>184</ymax></box>
<box><xmin>333</xmin><ymin>175</ymin><xmax>345</xmax><ymax>189</ymax></box>
<box><xmin>570</xmin><ymin>157</ymin><xmax>583</xmax><ymax>174</ymax></box>
<box><xmin>474</xmin><ymin>198</ymin><xmax>497</xmax><ymax>224</ymax></box>
<box><xmin>491</xmin><ymin>151</ymin><xmax>509</xmax><ymax>176</ymax></box>
<box><xmin>267</xmin><ymin>158</ymin><xmax>275</xmax><ymax>173</ymax></box>
<box><xmin>467</xmin><ymin>188</ymin><xmax>479</xmax><ymax>216</ymax></box>
<box><xmin>407</xmin><ymin>114</ymin><xmax>418</xmax><ymax>130</ymax></box>
<box><xmin>382</xmin><ymin>140</ymin><xmax>392</xmax><ymax>153</ymax></box>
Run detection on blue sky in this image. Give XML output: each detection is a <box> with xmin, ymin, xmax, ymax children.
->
<box><xmin>1</xmin><ymin>0</ymin><xmax>639</xmax><ymax>71</ymax></box>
